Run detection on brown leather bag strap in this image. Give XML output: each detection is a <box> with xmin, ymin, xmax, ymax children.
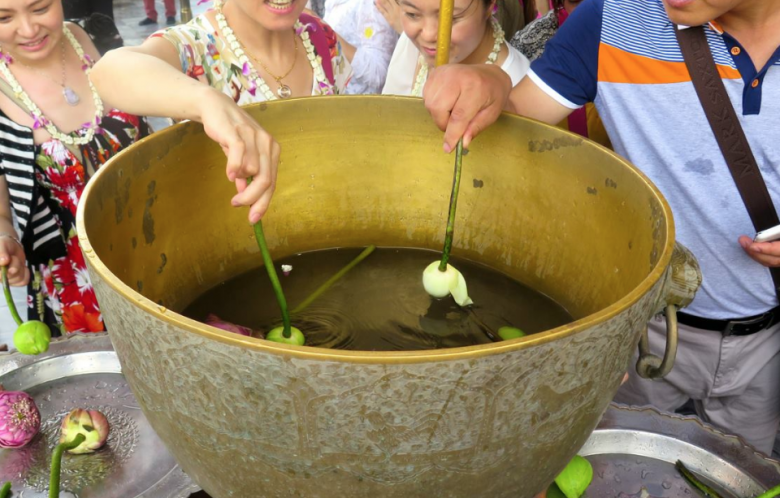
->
<box><xmin>675</xmin><ymin>25</ymin><xmax>780</xmax><ymax>299</ymax></box>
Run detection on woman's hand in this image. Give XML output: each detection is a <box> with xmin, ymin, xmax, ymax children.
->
<box><xmin>423</xmin><ymin>64</ymin><xmax>511</xmax><ymax>152</ymax></box>
<box><xmin>198</xmin><ymin>91</ymin><xmax>281</xmax><ymax>224</ymax></box>
<box><xmin>0</xmin><ymin>235</ymin><xmax>29</xmax><ymax>286</ymax></box>
<box><xmin>375</xmin><ymin>0</ymin><xmax>403</xmax><ymax>34</ymax></box>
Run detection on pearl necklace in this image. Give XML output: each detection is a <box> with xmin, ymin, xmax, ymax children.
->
<box><xmin>411</xmin><ymin>17</ymin><xmax>504</xmax><ymax>97</ymax></box>
<box><xmin>0</xmin><ymin>26</ymin><xmax>103</xmax><ymax>145</ymax></box>
<box><xmin>215</xmin><ymin>3</ymin><xmax>334</xmax><ymax>100</ymax></box>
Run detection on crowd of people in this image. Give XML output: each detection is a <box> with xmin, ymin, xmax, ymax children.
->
<box><xmin>0</xmin><ymin>0</ymin><xmax>777</xmax><ymax>463</ymax></box>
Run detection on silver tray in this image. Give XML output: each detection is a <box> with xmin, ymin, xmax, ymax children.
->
<box><xmin>0</xmin><ymin>333</ymin><xmax>201</xmax><ymax>498</ymax></box>
<box><xmin>582</xmin><ymin>404</ymin><xmax>780</xmax><ymax>497</ymax></box>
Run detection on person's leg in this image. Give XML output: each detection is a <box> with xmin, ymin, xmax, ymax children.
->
<box><xmin>90</xmin><ymin>0</ymin><xmax>114</xmax><ymax>19</ymax></box>
<box><xmin>614</xmin><ymin>315</ymin><xmax>717</xmax><ymax>411</ymax></box>
<box><xmin>143</xmin><ymin>0</ymin><xmax>158</xmax><ymax>21</ymax></box>
<box><xmin>164</xmin><ymin>0</ymin><xmax>176</xmax><ymax>20</ymax></box>
<box><xmin>696</xmin><ymin>324</ymin><xmax>780</xmax><ymax>455</ymax></box>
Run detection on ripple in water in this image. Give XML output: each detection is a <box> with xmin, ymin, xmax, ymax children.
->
<box><xmin>184</xmin><ymin>247</ymin><xmax>573</xmax><ymax>351</ymax></box>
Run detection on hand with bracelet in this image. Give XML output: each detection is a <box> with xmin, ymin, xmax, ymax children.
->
<box><xmin>0</xmin><ymin>232</ymin><xmax>29</xmax><ymax>287</ymax></box>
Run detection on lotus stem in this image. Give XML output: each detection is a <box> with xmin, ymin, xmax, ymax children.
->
<box><xmin>439</xmin><ymin>140</ymin><xmax>464</xmax><ymax>272</ymax></box>
<box><xmin>1</xmin><ymin>482</ymin><xmax>11</xmax><ymax>498</ymax></box>
<box><xmin>754</xmin><ymin>485</ymin><xmax>780</xmax><ymax>498</ymax></box>
<box><xmin>676</xmin><ymin>461</ymin><xmax>724</xmax><ymax>498</ymax></box>
<box><xmin>49</xmin><ymin>433</ymin><xmax>86</xmax><ymax>498</ymax></box>
<box><xmin>292</xmin><ymin>245</ymin><xmax>376</xmax><ymax>314</ymax></box>
<box><xmin>1</xmin><ymin>266</ymin><xmax>22</xmax><ymax>327</ymax></box>
<box><xmin>252</xmin><ymin>220</ymin><xmax>292</xmax><ymax>339</ymax></box>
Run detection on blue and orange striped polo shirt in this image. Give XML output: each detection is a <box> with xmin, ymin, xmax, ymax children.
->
<box><xmin>528</xmin><ymin>0</ymin><xmax>780</xmax><ymax>319</ymax></box>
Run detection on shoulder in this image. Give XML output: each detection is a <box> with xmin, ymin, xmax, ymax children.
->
<box><xmin>502</xmin><ymin>42</ymin><xmax>531</xmax><ymax>86</ymax></box>
<box><xmin>153</xmin><ymin>14</ymin><xmax>215</xmax><ymax>43</ymax></box>
<box><xmin>302</xmin><ymin>14</ymin><xmax>337</xmax><ymax>41</ymax></box>
<box><xmin>65</xmin><ymin>22</ymin><xmax>101</xmax><ymax>62</ymax></box>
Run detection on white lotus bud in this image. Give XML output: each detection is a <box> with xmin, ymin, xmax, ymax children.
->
<box><xmin>422</xmin><ymin>262</ymin><xmax>473</xmax><ymax>307</ymax></box>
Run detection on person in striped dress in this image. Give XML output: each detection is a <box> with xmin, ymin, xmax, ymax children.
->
<box><xmin>0</xmin><ymin>0</ymin><xmax>147</xmax><ymax>335</ymax></box>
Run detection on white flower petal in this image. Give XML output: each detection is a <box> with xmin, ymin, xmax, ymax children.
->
<box><xmin>422</xmin><ymin>261</ymin><xmax>457</xmax><ymax>298</ymax></box>
<box><xmin>450</xmin><ymin>269</ymin><xmax>473</xmax><ymax>306</ymax></box>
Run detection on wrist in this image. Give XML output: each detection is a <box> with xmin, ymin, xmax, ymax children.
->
<box><xmin>195</xmin><ymin>87</ymin><xmax>231</xmax><ymax>122</ymax></box>
<box><xmin>0</xmin><ymin>233</ymin><xmax>21</xmax><ymax>248</ymax></box>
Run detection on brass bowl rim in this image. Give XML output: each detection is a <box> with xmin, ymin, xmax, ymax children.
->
<box><xmin>76</xmin><ymin>96</ymin><xmax>675</xmax><ymax>364</ymax></box>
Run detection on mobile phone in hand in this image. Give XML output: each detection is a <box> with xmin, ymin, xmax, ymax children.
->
<box><xmin>754</xmin><ymin>224</ymin><xmax>780</xmax><ymax>243</ymax></box>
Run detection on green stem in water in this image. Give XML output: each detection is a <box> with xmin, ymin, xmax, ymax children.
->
<box><xmin>253</xmin><ymin>220</ymin><xmax>292</xmax><ymax>339</ymax></box>
<box><xmin>1</xmin><ymin>481</ymin><xmax>11</xmax><ymax>498</ymax></box>
<box><xmin>676</xmin><ymin>461</ymin><xmax>724</xmax><ymax>498</ymax></box>
<box><xmin>1</xmin><ymin>266</ymin><xmax>22</xmax><ymax>327</ymax></box>
<box><xmin>438</xmin><ymin>140</ymin><xmax>464</xmax><ymax>272</ymax></box>
<box><xmin>49</xmin><ymin>433</ymin><xmax>86</xmax><ymax>498</ymax></box>
<box><xmin>754</xmin><ymin>485</ymin><xmax>780</xmax><ymax>498</ymax></box>
<box><xmin>241</xmin><ymin>177</ymin><xmax>294</xmax><ymax>339</ymax></box>
<box><xmin>291</xmin><ymin>245</ymin><xmax>376</xmax><ymax>315</ymax></box>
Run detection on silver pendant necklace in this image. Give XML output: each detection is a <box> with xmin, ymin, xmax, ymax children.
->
<box><xmin>20</xmin><ymin>40</ymin><xmax>80</xmax><ymax>106</ymax></box>
<box><xmin>58</xmin><ymin>40</ymin><xmax>80</xmax><ymax>106</ymax></box>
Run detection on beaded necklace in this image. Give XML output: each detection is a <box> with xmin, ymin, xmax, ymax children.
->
<box><xmin>0</xmin><ymin>26</ymin><xmax>103</xmax><ymax>145</ymax></box>
<box><xmin>215</xmin><ymin>3</ymin><xmax>333</xmax><ymax>99</ymax></box>
<box><xmin>411</xmin><ymin>18</ymin><xmax>504</xmax><ymax>97</ymax></box>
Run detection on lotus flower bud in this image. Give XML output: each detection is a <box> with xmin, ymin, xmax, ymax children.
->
<box><xmin>13</xmin><ymin>320</ymin><xmax>51</xmax><ymax>355</ymax></box>
<box><xmin>266</xmin><ymin>326</ymin><xmax>305</xmax><ymax>346</ymax></box>
<box><xmin>205</xmin><ymin>314</ymin><xmax>253</xmax><ymax>336</ymax></box>
<box><xmin>498</xmin><ymin>326</ymin><xmax>526</xmax><ymax>341</ymax></box>
<box><xmin>422</xmin><ymin>262</ymin><xmax>473</xmax><ymax>307</ymax></box>
<box><xmin>0</xmin><ymin>389</ymin><xmax>41</xmax><ymax>448</ymax></box>
<box><xmin>59</xmin><ymin>409</ymin><xmax>109</xmax><ymax>454</ymax></box>
<box><xmin>555</xmin><ymin>455</ymin><xmax>593</xmax><ymax>498</ymax></box>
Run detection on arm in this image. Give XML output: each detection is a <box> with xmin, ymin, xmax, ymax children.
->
<box><xmin>424</xmin><ymin>0</ymin><xmax>602</xmax><ymax>152</ymax></box>
<box><xmin>345</xmin><ymin>0</ymin><xmax>398</xmax><ymax>94</ymax></box>
<box><xmin>91</xmin><ymin>38</ymin><xmax>280</xmax><ymax>223</ymax></box>
<box><xmin>0</xmin><ymin>177</ymin><xmax>28</xmax><ymax>286</ymax></box>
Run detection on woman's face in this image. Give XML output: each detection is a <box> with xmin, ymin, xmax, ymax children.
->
<box><xmin>0</xmin><ymin>0</ymin><xmax>63</xmax><ymax>62</ymax></box>
<box><xmin>229</xmin><ymin>0</ymin><xmax>308</xmax><ymax>32</ymax></box>
<box><xmin>399</xmin><ymin>0</ymin><xmax>492</xmax><ymax>65</ymax></box>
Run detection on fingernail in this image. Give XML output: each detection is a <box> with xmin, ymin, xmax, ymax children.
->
<box><xmin>227</xmin><ymin>172</ymin><xmax>236</xmax><ymax>182</ymax></box>
<box><xmin>249</xmin><ymin>214</ymin><xmax>260</xmax><ymax>224</ymax></box>
<box><xmin>443</xmin><ymin>143</ymin><xmax>451</xmax><ymax>154</ymax></box>
<box><xmin>231</xmin><ymin>199</ymin><xmax>241</xmax><ymax>207</ymax></box>
<box><xmin>740</xmin><ymin>239</ymin><xmax>749</xmax><ymax>249</ymax></box>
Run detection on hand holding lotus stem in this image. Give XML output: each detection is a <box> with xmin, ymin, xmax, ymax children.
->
<box><xmin>2</xmin><ymin>266</ymin><xmax>51</xmax><ymax>355</ymax></box>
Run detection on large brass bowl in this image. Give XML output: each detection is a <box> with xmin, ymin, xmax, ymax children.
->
<box><xmin>77</xmin><ymin>97</ymin><xmax>689</xmax><ymax>498</ymax></box>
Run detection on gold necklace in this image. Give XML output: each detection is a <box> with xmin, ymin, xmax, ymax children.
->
<box><xmin>244</xmin><ymin>35</ymin><xmax>299</xmax><ymax>99</ymax></box>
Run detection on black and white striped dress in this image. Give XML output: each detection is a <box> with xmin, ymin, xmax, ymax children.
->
<box><xmin>0</xmin><ymin>109</ymin><xmax>147</xmax><ymax>334</ymax></box>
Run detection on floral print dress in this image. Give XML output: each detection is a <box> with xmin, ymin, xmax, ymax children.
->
<box><xmin>28</xmin><ymin>111</ymin><xmax>147</xmax><ymax>334</ymax></box>
<box><xmin>154</xmin><ymin>13</ymin><xmax>352</xmax><ymax>103</ymax></box>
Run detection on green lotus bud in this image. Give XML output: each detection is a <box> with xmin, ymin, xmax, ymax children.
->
<box><xmin>14</xmin><ymin>321</ymin><xmax>51</xmax><ymax>355</ymax></box>
<box><xmin>59</xmin><ymin>408</ymin><xmax>110</xmax><ymax>454</ymax></box>
<box><xmin>498</xmin><ymin>326</ymin><xmax>526</xmax><ymax>341</ymax></box>
<box><xmin>266</xmin><ymin>326</ymin><xmax>305</xmax><ymax>346</ymax></box>
<box><xmin>555</xmin><ymin>456</ymin><xmax>593</xmax><ymax>498</ymax></box>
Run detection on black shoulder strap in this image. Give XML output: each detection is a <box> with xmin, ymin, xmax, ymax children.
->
<box><xmin>675</xmin><ymin>25</ymin><xmax>780</xmax><ymax>299</ymax></box>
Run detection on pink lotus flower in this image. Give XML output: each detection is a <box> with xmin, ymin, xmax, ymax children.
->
<box><xmin>205</xmin><ymin>314</ymin><xmax>253</xmax><ymax>336</ymax></box>
<box><xmin>0</xmin><ymin>389</ymin><xmax>41</xmax><ymax>448</ymax></box>
<box><xmin>59</xmin><ymin>409</ymin><xmax>110</xmax><ymax>454</ymax></box>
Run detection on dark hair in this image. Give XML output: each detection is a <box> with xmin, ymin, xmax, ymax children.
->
<box><xmin>493</xmin><ymin>0</ymin><xmax>537</xmax><ymax>39</ymax></box>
